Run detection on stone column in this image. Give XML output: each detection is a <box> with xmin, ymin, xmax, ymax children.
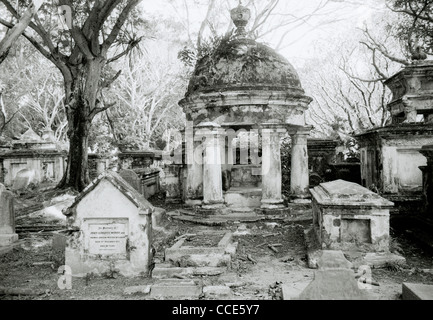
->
<box><xmin>420</xmin><ymin>144</ymin><xmax>433</xmax><ymax>216</ymax></box>
<box><xmin>290</xmin><ymin>127</ymin><xmax>311</xmax><ymax>202</ymax></box>
<box><xmin>0</xmin><ymin>183</ymin><xmax>18</xmax><ymax>246</ymax></box>
<box><xmin>260</xmin><ymin>124</ymin><xmax>285</xmax><ymax>211</ymax></box>
<box><xmin>184</xmin><ymin>127</ymin><xmax>204</xmax><ymax>206</ymax></box>
<box><xmin>198</xmin><ymin>122</ymin><xmax>225</xmax><ymax>211</ymax></box>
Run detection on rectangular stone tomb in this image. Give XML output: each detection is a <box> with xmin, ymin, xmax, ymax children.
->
<box><xmin>310</xmin><ymin>180</ymin><xmax>394</xmax><ymax>252</ymax></box>
<box><xmin>63</xmin><ymin>171</ymin><xmax>153</xmax><ymax>277</ymax></box>
<box><xmin>164</xmin><ymin>232</ymin><xmax>236</xmax><ymax>267</ymax></box>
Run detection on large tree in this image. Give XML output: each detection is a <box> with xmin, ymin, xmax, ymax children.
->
<box><xmin>0</xmin><ymin>0</ymin><xmax>144</xmax><ymax>191</ymax></box>
<box><xmin>0</xmin><ymin>0</ymin><xmax>43</xmax><ymax>63</ymax></box>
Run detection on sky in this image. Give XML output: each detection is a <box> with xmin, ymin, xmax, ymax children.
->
<box><xmin>138</xmin><ymin>0</ymin><xmax>385</xmax><ymax>67</ymax></box>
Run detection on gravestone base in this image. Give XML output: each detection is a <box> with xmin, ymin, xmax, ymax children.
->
<box><xmin>0</xmin><ymin>233</ymin><xmax>18</xmax><ymax>246</ymax></box>
<box><xmin>65</xmin><ymin>249</ymin><xmax>150</xmax><ymax>278</ymax></box>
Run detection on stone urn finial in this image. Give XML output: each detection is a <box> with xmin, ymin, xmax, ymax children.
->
<box><xmin>230</xmin><ymin>1</ymin><xmax>251</xmax><ymax>37</ymax></box>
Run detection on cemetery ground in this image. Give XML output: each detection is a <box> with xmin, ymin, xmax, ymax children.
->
<box><xmin>1</xmin><ymin>188</ymin><xmax>433</xmax><ymax>300</ymax></box>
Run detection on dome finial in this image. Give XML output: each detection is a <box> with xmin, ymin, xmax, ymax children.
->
<box><xmin>230</xmin><ymin>1</ymin><xmax>251</xmax><ymax>38</ymax></box>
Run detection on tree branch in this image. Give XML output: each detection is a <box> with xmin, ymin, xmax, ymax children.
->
<box><xmin>101</xmin><ymin>0</ymin><xmax>142</xmax><ymax>56</ymax></box>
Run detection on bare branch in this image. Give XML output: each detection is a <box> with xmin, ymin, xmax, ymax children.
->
<box><xmin>101</xmin><ymin>0</ymin><xmax>142</xmax><ymax>55</ymax></box>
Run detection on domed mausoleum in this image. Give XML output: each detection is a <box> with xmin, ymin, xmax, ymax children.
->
<box><xmin>179</xmin><ymin>3</ymin><xmax>313</xmax><ymax>214</ymax></box>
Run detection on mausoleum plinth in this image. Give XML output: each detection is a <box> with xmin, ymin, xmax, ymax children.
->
<box><xmin>177</xmin><ymin>3</ymin><xmax>313</xmax><ymax>215</ymax></box>
<box><xmin>355</xmin><ymin>60</ymin><xmax>433</xmax><ymax>211</ymax></box>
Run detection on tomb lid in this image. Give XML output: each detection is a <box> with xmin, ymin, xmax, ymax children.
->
<box><xmin>63</xmin><ymin>171</ymin><xmax>154</xmax><ymax>216</ymax></box>
<box><xmin>311</xmin><ymin>179</ymin><xmax>394</xmax><ymax>207</ymax></box>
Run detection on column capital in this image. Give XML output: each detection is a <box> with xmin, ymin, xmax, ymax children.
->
<box><xmin>287</xmin><ymin>125</ymin><xmax>313</xmax><ymax>136</ymax></box>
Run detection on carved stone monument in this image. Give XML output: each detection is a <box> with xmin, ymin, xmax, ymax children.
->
<box><xmin>63</xmin><ymin>171</ymin><xmax>153</xmax><ymax>277</ymax></box>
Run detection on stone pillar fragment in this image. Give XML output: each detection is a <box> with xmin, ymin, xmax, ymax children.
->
<box><xmin>260</xmin><ymin>124</ymin><xmax>285</xmax><ymax>210</ymax></box>
<box><xmin>0</xmin><ymin>183</ymin><xmax>18</xmax><ymax>246</ymax></box>
<box><xmin>198</xmin><ymin>123</ymin><xmax>225</xmax><ymax>210</ymax></box>
<box><xmin>290</xmin><ymin>128</ymin><xmax>311</xmax><ymax>202</ymax></box>
<box><xmin>185</xmin><ymin>126</ymin><xmax>204</xmax><ymax>206</ymax></box>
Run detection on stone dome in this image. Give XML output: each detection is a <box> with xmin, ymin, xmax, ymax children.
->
<box><xmin>179</xmin><ymin>4</ymin><xmax>312</xmax><ymax>127</ymax></box>
<box><xmin>185</xmin><ymin>37</ymin><xmax>305</xmax><ymax>98</ymax></box>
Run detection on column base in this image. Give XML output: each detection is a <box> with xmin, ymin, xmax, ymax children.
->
<box><xmin>259</xmin><ymin>199</ymin><xmax>288</xmax><ymax>215</ymax></box>
<box><xmin>184</xmin><ymin>199</ymin><xmax>203</xmax><ymax>207</ymax></box>
<box><xmin>256</xmin><ymin>207</ymin><xmax>289</xmax><ymax>215</ymax></box>
<box><xmin>197</xmin><ymin>203</ymin><xmax>231</xmax><ymax>216</ymax></box>
<box><xmin>0</xmin><ymin>234</ymin><xmax>19</xmax><ymax>246</ymax></box>
<box><xmin>261</xmin><ymin>199</ymin><xmax>285</xmax><ymax>209</ymax></box>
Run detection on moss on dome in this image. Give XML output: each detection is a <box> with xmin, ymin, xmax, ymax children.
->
<box><xmin>186</xmin><ymin>37</ymin><xmax>303</xmax><ymax>97</ymax></box>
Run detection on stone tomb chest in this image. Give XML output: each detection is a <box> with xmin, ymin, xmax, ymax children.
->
<box><xmin>310</xmin><ymin>180</ymin><xmax>393</xmax><ymax>252</ymax></box>
<box><xmin>63</xmin><ymin>171</ymin><xmax>153</xmax><ymax>277</ymax></box>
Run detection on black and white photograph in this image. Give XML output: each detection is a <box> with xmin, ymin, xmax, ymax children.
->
<box><xmin>0</xmin><ymin>0</ymin><xmax>433</xmax><ymax>307</ymax></box>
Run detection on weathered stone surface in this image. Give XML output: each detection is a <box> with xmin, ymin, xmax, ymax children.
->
<box><xmin>290</xmin><ymin>130</ymin><xmax>311</xmax><ymax>201</ymax></box>
<box><xmin>225</xmin><ymin>188</ymin><xmax>262</xmax><ymax>209</ymax></box>
<box><xmin>165</xmin><ymin>233</ymin><xmax>235</xmax><ymax>268</ymax></box>
<box><xmin>311</xmin><ymin>180</ymin><xmax>392</xmax><ymax>252</ymax></box>
<box><xmin>63</xmin><ymin>171</ymin><xmax>153</xmax><ymax>277</ymax></box>
<box><xmin>316</xmin><ymin>250</ymin><xmax>353</xmax><ymax>270</ymax></box>
<box><xmin>0</xmin><ymin>184</ymin><xmax>18</xmax><ymax>247</ymax></box>
<box><xmin>297</xmin><ymin>269</ymin><xmax>368</xmax><ymax>300</ymax></box>
<box><xmin>11</xmin><ymin>168</ymin><xmax>36</xmax><ymax>191</ymax></box>
<box><xmin>52</xmin><ymin>231</ymin><xmax>67</xmax><ymax>252</ymax></box>
<box><xmin>152</xmin><ymin>207</ymin><xmax>166</xmax><ymax>228</ymax></box>
<box><xmin>402</xmin><ymin>282</ymin><xmax>433</xmax><ymax>300</ymax></box>
<box><xmin>355</xmin><ymin>125</ymin><xmax>433</xmax><ymax>197</ymax></box>
<box><xmin>152</xmin><ymin>265</ymin><xmax>226</xmax><ymax>278</ymax></box>
<box><xmin>363</xmin><ymin>252</ymin><xmax>406</xmax><ymax>268</ymax></box>
<box><xmin>150</xmin><ymin>279</ymin><xmax>202</xmax><ymax>299</ymax></box>
<box><xmin>123</xmin><ymin>285</ymin><xmax>151</xmax><ymax>296</ymax></box>
<box><xmin>281</xmin><ymin>282</ymin><xmax>311</xmax><ymax>300</ymax></box>
<box><xmin>119</xmin><ymin>169</ymin><xmax>141</xmax><ymax>192</ymax></box>
<box><xmin>203</xmin><ymin>286</ymin><xmax>233</xmax><ymax>299</ymax></box>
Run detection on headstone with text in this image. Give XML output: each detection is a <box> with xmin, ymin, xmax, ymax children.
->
<box><xmin>63</xmin><ymin>171</ymin><xmax>153</xmax><ymax>277</ymax></box>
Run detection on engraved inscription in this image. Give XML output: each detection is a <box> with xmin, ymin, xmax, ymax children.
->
<box><xmin>88</xmin><ymin>223</ymin><xmax>127</xmax><ymax>255</ymax></box>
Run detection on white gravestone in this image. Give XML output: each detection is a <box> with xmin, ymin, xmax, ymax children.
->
<box><xmin>63</xmin><ymin>171</ymin><xmax>153</xmax><ymax>277</ymax></box>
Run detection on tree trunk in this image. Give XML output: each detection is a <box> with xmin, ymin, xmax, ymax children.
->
<box><xmin>57</xmin><ymin>97</ymin><xmax>92</xmax><ymax>191</ymax></box>
<box><xmin>57</xmin><ymin>60</ymin><xmax>102</xmax><ymax>192</ymax></box>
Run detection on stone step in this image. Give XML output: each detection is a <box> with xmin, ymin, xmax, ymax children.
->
<box><xmin>152</xmin><ymin>265</ymin><xmax>226</xmax><ymax>279</ymax></box>
<box><xmin>224</xmin><ymin>187</ymin><xmax>262</xmax><ymax>208</ymax></box>
<box><xmin>150</xmin><ymin>279</ymin><xmax>202</xmax><ymax>299</ymax></box>
<box><xmin>402</xmin><ymin>283</ymin><xmax>433</xmax><ymax>300</ymax></box>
